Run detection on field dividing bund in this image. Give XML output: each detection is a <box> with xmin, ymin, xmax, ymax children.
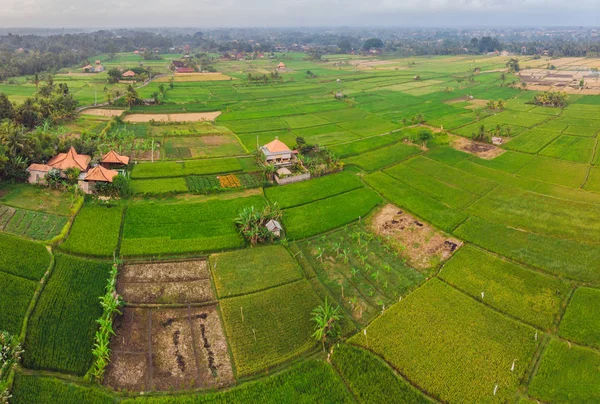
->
<box><xmin>59</xmin><ymin>204</ymin><xmax>123</xmax><ymax>257</ymax></box>
<box><xmin>298</xmin><ymin>225</ymin><xmax>425</xmax><ymax>326</ymax></box>
<box><xmin>283</xmin><ymin>187</ymin><xmax>382</xmax><ymax>239</ymax></box>
<box><xmin>219</xmin><ymin>280</ymin><xmax>321</xmax><ymax>377</ymax></box>
<box><xmin>350</xmin><ymin>278</ymin><xmax>539</xmax><ymax>403</ymax></box>
<box><xmin>210</xmin><ymin>245</ymin><xmax>303</xmax><ymax>298</ymax></box>
<box><xmin>466</xmin><ymin>185</ymin><xmax>600</xmax><ymax>244</ymax></box>
<box><xmin>557</xmin><ymin>287</ymin><xmax>600</xmax><ymax>349</ymax></box>
<box><xmin>120</xmin><ymin>195</ymin><xmax>264</xmax><ymax>256</ymax></box>
<box><xmin>454</xmin><ymin>216</ymin><xmax>600</xmax><ymax>284</ymax></box>
<box><xmin>439</xmin><ymin>245</ymin><xmax>571</xmax><ymax>329</ymax></box>
<box><xmin>265</xmin><ymin>171</ymin><xmax>363</xmax><ymax>209</ymax></box>
<box><xmin>131</xmin><ymin>157</ymin><xmax>243</xmax><ymax>179</ymax></box>
<box><xmin>23</xmin><ymin>254</ymin><xmax>110</xmax><ymax>376</ymax></box>
<box><xmin>364</xmin><ymin>171</ymin><xmax>467</xmax><ymax>232</ymax></box>
<box><xmin>528</xmin><ymin>339</ymin><xmax>600</xmax><ymax>403</ymax></box>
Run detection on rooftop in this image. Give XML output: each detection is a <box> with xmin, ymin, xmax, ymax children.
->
<box><xmin>47</xmin><ymin>147</ymin><xmax>91</xmax><ymax>171</ymax></box>
<box><xmin>84</xmin><ymin>165</ymin><xmax>119</xmax><ymax>182</ymax></box>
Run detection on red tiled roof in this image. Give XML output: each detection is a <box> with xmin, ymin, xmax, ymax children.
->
<box><xmin>47</xmin><ymin>147</ymin><xmax>90</xmax><ymax>171</ymax></box>
<box><xmin>122</xmin><ymin>70</ymin><xmax>136</xmax><ymax>77</ymax></box>
<box><xmin>264</xmin><ymin>138</ymin><xmax>291</xmax><ymax>153</ymax></box>
<box><xmin>101</xmin><ymin>150</ymin><xmax>129</xmax><ymax>165</ymax></box>
<box><xmin>27</xmin><ymin>164</ymin><xmax>52</xmax><ymax>172</ymax></box>
<box><xmin>176</xmin><ymin>67</ymin><xmax>195</xmax><ymax>73</ymax></box>
<box><xmin>84</xmin><ymin>165</ymin><xmax>118</xmax><ymax>182</ymax></box>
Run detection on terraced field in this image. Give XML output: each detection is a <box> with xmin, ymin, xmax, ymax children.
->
<box><xmin>5</xmin><ymin>53</ymin><xmax>600</xmax><ymax>403</ymax></box>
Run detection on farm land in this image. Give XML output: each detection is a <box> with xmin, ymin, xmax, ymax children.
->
<box><xmin>3</xmin><ymin>52</ymin><xmax>600</xmax><ymax>403</ymax></box>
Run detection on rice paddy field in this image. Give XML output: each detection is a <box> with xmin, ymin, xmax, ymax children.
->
<box><xmin>4</xmin><ymin>53</ymin><xmax>600</xmax><ymax>403</ymax></box>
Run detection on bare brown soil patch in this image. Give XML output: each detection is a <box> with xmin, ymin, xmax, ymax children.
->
<box><xmin>200</xmin><ymin>135</ymin><xmax>229</xmax><ymax>146</ymax></box>
<box><xmin>464</xmin><ymin>99</ymin><xmax>490</xmax><ymax>109</ymax></box>
<box><xmin>118</xmin><ymin>260</ymin><xmax>214</xmax><ymax>305</ymax></box>
<box><xmin>82</xmin><ymin>108</ymin><xmax>125</xmax><ymax>117</ymax></box>
<box><xmin>125</xmin><ymin>112</ymin><xmax>221</xmax><ymax>123</ymax></box>
<box><xmin>156</xmin><ymin>73</ymin><xmax>232</xmax><ymax>82</ymax></box>
<box><xmin>371</xmin><ymin>204</ymin><xmax>462</xmax><ymax>270</ymax></box>
<box><xmin>105</xmin><ymin>305</ymin><xmax>234</xmax><ymax>391</ymax></box>
<box><xmin>452</xmin><ymin>136</ymin><xmax>505</xmax><ymax>160</ymax></box>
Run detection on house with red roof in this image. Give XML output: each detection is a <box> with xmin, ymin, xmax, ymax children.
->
<box><xmin>260</xmin><ymin>138</ymin><xmax>296</xmax><ymax>167</ymax></box>
<box><xmin>26</xmin><ymin>147</ymin><xmax>128</xmax><ymax>194</ymax></box>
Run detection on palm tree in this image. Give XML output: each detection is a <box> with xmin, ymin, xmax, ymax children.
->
<box><xmin>312</xmin><ymin>298</ymin><xmax>342</xmax><ymax>352</ymax></box>
<box><xmin>0</xmin><ymin>122</ymin><xmax>28</xmax><ymax>157</ymax></box>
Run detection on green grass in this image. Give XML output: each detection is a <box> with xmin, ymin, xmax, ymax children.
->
<box><xmin>538</xmin><ymin>135</ymin><xmax>596</xmax><ymax>163</ymax></box>
<box><xmin>344</xmin><ymin>142</ymin><xmax>421</xmax><ymax>171</ymax></box>
<box><xmin>60</xmin><ymin>204</ymin><xmax>123</xmax><ymax>257</ymax></box>
<box><xmin>468</xmin><ymin>151</ymin><xmax>535</xmax><ymax>173</ymax></box>
<box><xmin>131</xmin><ymin>178</ymin><xmax>189</xmax><ymax>195</ymax></box>
<box><xmin>404</xmin><ymin>156</ymin><xmax>496</xmax><ymax>195</ymax></box>
<box><xmin>0</xmin><ymin>183</ymin><xmax>75</xmax><ymax>216</ymax></box>
<box><xmin>328</xmin><ymin>135</ymin><xmax>398</xmax><ymax>158</ymax></box>
<box><xmin>0</xmin><ymin>232</ymin><xmax>51</xmax><ymax>280</ymax></box>
<box><xmin>423</xmin><ymin>146</ymin><xmax>471</xmax><ymax>166</ymax></box>
<box><xmin>121</xmin><ymin>359</ymin><xmax>353</xmax><ymax>403</ymax></box>
<box><xmin>350</xmin><ymin>278</ymin><xmax>539</xmax><ymax>403</ymax></box>
<box><xmin>454</xmin><ymin>216</ymin><xmax>600</xmax><ymax>284</ymax></box>
<box><xmin>440</xmin><ymin>245</ymin><xmax>570</xmax><ymax>329</ymax></box>
<box><xmin>11</xmin><ymin>373</ymin><xmax>114</xmax><ymax>404</ymax></box>
<box><xmin>331</xmin><ymin>344</ymin><xmax>432</xmax><ymax>403</ymax></box>
<box><xmin>558</xmin><ymin>287</ymin><xmax>600</xmax><ymax>349</ymax></box>
<box><xmin>23</xmin><ymin>254</ymin><xmax>110</xmax><ymax>376</ymax></box>
<box><xmin>210</xmin><ymin>245</ymin><xmax>303</xmax><ymax>297</ymax></box>
<box><xmin>528</xmin><ymin>339</ymin><xmax>600</xmax><ymax>403</ymax></box>
<box><xmin>265</xmin><ymin>171</ymin><xmax>363</xmax><ymax>209</ymax></box>
<box><xmin>584</xmin><ymin>167</ymin><xmax>600</xmax><ymax>192</ymax></box>
<box><xmin>0</xmin><ymin>271</ymin><xmax>37</xmax><ymax>334</ymax></box>
<box><xmin>121</xmin><ymin>196</ymin><xmax>264</xmax><ymax>256</ymax></box>
<box><xmin>467</xmin><ymin>185</ymin><xmax>600</xmax><ymax>243</ymax></box>
<box><xmin>131</xmin><ymin>158</ymin><xmax>242</xmax><ymax>179</ymax></box>
<box><xmin>516</xmin><ymin>156</ymin><xmax>588</xmax><ymax>188</ymax></box>
<box><xmin>385</xmin><ymin>163</ymin><xmax>479</xmax><ymax>209</ymax></box>
<box><xmin>364</xmin><ymin>172</ymin><xmax>467</xmax><ymax>232</ymax></box>
<box><xmin>283</xmin><ymin>187</ymin><xmax>382</xmax><ymax>239</ymax></box>
<box><xmin>219</xmin><ymin>280</ymin><xmax>321</xmax><ymax>377</ymax></box>
<box><xmin>503</xmin><ymin>128</ymin><xmax>560</xmax><ymax>153</ymax></box>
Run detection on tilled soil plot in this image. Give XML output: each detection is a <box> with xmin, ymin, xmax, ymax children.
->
<box><xmin>105</xmin><ymin>306</ymin><xmax>234</xmax><ymax>391</ymax></box>
<box><xmin>452</xmin><ymin>136</ymin><xmax>505</xmax><ymax>159</ymax></box>
<box><xmin>117</xmin><ymin>260</ymin><xmax>215</xmax><ymax>305</ymax></box>
<box><xmin>371</xmin><ymin>204</ymin><xmax>462</xmax><ymax>270</ymax></box>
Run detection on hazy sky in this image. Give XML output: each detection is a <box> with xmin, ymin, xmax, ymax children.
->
<box><xmin>0</xmin><ymin>0</ymin><xmax>598</xmax><ymax>28</ymax></box>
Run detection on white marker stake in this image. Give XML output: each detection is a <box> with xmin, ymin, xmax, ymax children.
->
<box><xmin>481</xmin><ymin>291</ymin><xmax>485</xmax><ymax>300</ymax></box>
<box><xmin>240</xmin><ymin>306</ymin><xmax>244</xmax><ymax>322</ymax></box>
<box><xmin>535</xmin><ymin>331</ymin><xmax>538</xmax><ymax>341</ymax></box>
<box><xmin>493</xmin><ymin>385</ymin><xmax>498</xmax><ymax>396</ymax></box>
<box><xmin>364</xmin><ymin>329</ymin><xmax>368</xmax><ymax>348</ymax></box>
<box><xmin>511</xmin><ymin>360</ymin><xmax>516</xmax><ymax>372</ymax></box>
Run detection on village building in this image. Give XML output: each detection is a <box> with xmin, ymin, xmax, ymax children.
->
<box><xmin>95</xmin><ymin>65</ymin><xmax>105</xmax><ymax>72</ymax></box>
<box><xmin>277</xmin><ymin>62</ymin><xmax>286</xmax><ymax>70</ymax></box>
<box><xmin>175</xmin><ymin>67</ymin><xmax>195</xmax><ymax>74</ymax></box>
<box><xmin>26</xmin><ymin>147</ymin><xmax>127</xmax><ymax>194</ymax></box>
<box><xmin>26</xmin><ymin>146</ymin><xmax>90</xmax><ymax>184</ymax></box>
<box><xmin>101</xmin><ymin>150</ymin><xmax>130</xmax><ymax>170</ymax></box>
<box><xmin>265</xmin><ymin>219</ymin><xmax>283</xmax><ymax>238</ymax></box>
<box><xmin>172</xmin><ymin>61</ymin><xmax>185</xmax><ymax>69</ymax></box>
<box><xmin>261</xmin><ymin>138</ymin><xmax>296</xmax><ymax>167</ymax></box>
<box><xmin>122</xmin><ymin>70</ymin><xmax>136</xmax><ymax>78</ymax></box>
<box><xmin>79</xmin><ymin>165</ymin><xmax>119</xmax><ymax>194</ymax></box>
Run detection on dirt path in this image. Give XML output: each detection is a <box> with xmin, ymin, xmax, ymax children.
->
<box><xmin>124</xmin><ymin>111</ymin><xmax>221</xmax><ymax>123</ymax></box>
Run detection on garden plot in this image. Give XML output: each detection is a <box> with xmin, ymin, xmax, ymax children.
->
<box><xmin>370</xmin><ymin>204</ymin><xmax>462</xmax><ymax>270</ymax></box>
<box><xmin>105</xmin><ymin>305</ymin><xmax>234</xmax><ymax>391</ymax></box>
<box><xmin>162</xmin><ymin>133</ymin><xmax>247</xmax><ymax>159</ymax></box>
<box><xmin>117</xmin><ymin>260</ymin><xmax>215</xmax><ymax>305</ymax></box>
<box><xmin>298</xmin><ymin>225</ymin><xmax>424</xmax><ymax>325</ymax></box>
<box><xmin>0</xmin><ymin>204</ymin><xmax>68</xmax><ymax>240</ymax></box>
<box><xmin>124</xmin><ymin>112</ymin><xmax>222</xmax><ymax>123</ymax></box>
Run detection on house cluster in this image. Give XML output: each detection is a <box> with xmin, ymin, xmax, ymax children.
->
<box><xmin>81</xmin><ymin>60</ymin><xmax>105</xmax><ymax>73</ymax></box>
<box><xmin>171</xmin><ymin>61</ymin><xmax>195</xmax><ymax>74</ymax></box>
<box><xmin>26</xmin><ymin>147</ymin><xmax>129</xmax><ymax>194</ymax></box>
